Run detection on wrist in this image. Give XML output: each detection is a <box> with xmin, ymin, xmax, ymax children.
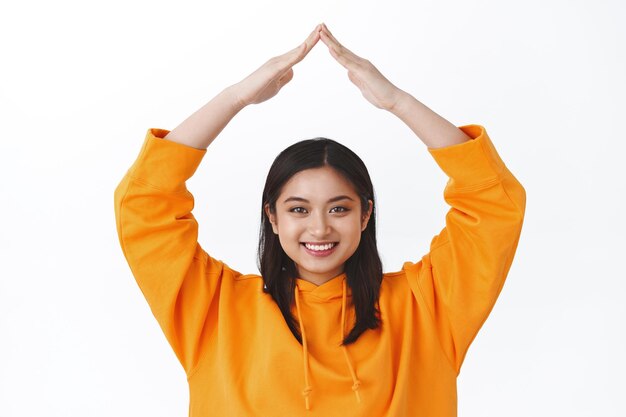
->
<box><xmin>222</xmin><ymin>84</ymin><xmax>248</xmax><ymax>112</ymax></box>
<box><xmin>386</xmin><ymin>88</ymin><xmax>412</xmax><ymax>115</ymax></box>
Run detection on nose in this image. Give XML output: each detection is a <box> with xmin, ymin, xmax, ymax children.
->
<box><xmin>308</xmin><ymin>211</ymin><xmax>331</xmax><ymax>238</ymax></box>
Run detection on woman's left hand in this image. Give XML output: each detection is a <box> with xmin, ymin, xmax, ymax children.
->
<box><xmin>319</xmin><ymin>23</ymin><xmax>404</xmax><ymax>111</ymax></box>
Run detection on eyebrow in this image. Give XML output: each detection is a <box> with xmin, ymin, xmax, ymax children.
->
<box><xmin>282</xmin><ymin>195</ymin><xmax>355</xmax><ymax>204</ymax></box>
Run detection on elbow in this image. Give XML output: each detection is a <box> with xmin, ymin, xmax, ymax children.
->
<box><xmin>503</xmin><ymin>170</ymin><xmax>526</xmax><ymax>221</ymax></box>
<box><xmin>510</xmin><ymin>183</ymin><xmax>526</xmax><ymax>240</ymax></box>
<box><xmin>113</xmin><ymin>174</ymin><xmax>131</xmax><ymax>212</ymax></box>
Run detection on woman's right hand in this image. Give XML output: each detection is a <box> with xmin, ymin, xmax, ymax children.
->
<box><xmin>230</xmin><ymin>24</ymin><xmax>322</xmax><ymax>107</ymax></box>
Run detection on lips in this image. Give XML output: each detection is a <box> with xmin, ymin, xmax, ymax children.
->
<box><xmin>303</xmin><ymin>242</ymin><xmax>337</xmax><ymax>251</ymax></box>
<box><xmin>301</xmin><ymin>242</ymin><xmax>339</xmax><ymax>257</ymax></box>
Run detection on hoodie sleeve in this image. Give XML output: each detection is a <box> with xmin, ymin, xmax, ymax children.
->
<box><xmin>403</xmin><ymin>124</ymin><xmax>526</xmax><ymax>375</ymax></box>
<box><xmin>113</xmin><ymin>128</ymin><xmax>231</xmax><ymax>377</ymax></box>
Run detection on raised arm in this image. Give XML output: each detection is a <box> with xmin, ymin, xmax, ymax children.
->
<box><xmin>319</xmin><ymin>24</ymin><xmax>526</xmax><ymax>373</ymax></box>
<box><xmin>113</xmin><ymin>24</ymin><xmax>323</xmax><ymax>376</ymax></box>
<box><xmin>165</xmin><ymin>24</ymin><xmax>323</xmax><ymax>149</ymax></box>
<box><xmin>318</xmin><ymin>23</ymin><xmax>471</xmax><ymax>148</ymax></box>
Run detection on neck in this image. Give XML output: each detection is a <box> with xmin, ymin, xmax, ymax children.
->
<box><xmin>296</xmin><ymin>268</ymin><xmax>345</xmax><ymax>286</ymax></box>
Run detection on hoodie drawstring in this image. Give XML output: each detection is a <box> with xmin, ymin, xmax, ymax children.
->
<box><xmin>340</xmin><ymin>279</ymin><xmax>362</xmax><ymax>404</ymax></box>
<box><xmin>294</xmin><ymin>284</ymin><xmax>313</xmax><ymax>410</ymax></box>
<box><xmin>294</xmin><ymin>277</ymin><xmax>363</xmax><ymax>411</ymax></box>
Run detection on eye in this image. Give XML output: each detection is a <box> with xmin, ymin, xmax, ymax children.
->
<box><xmin>289</xmin><ymin>207</ymin><xmax>308</xmax><ymax>214</ymax></box>
<box><xmin>330</xmin><ymin>206</ymin><xmax>349</xmax><ymax>213</ymax></box>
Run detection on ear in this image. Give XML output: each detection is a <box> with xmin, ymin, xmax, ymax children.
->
<box><xmin>361</xmin><ymin>200</ymin><xmax>373</xmax><ymax>232</ymax></box>
<box><xmin>264</xmin><ymin>203</ymin><xmax>279</xmax><ymax>235</ymax></box>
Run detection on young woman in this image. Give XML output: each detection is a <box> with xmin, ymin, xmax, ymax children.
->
<box><xmin>114</xmin><ymin>23</ymin><xmax>526</xmax><ymax>416</ymax></box>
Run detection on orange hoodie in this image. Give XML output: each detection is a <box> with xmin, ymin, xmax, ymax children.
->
<box><xmin>114</xmin><ymin>124</ymin><xmax>526</xmax><ymax>416</ymax></box>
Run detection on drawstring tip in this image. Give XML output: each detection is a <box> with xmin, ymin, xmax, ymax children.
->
<box><xmin>354</xmin><ymin>389</ymin><xmax>362</xmax><ymax>404</ymax></box>
<box><xmin>302</xmin><ymin>386</ymin><xmax>312</xmax><ymax>411</ymax></box>
<box><xmin>352</xmin><ymin>380</ymin><xmax>362</xmax><ymax>404</ymax></box>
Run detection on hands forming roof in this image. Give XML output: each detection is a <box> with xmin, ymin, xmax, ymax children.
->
<box><xmin>230</xmin><ymin>23</ymin><xmax>403</xmax><ymax>111</ymax></box>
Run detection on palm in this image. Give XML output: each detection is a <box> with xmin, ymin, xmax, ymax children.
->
<box><xmin>232</xmin><ymin>23</ymin><xmax>401</xmax><ymax>111</ymax></box>
<box><xmin>348</xmin><ymin>66</ymin><xmax>398</xmax><ymax>110</ymax></box>
<box><xmin>318</xmin><ymin>24</ymin><xmax>401</xmax><ymax>111</ymax></box>
<box><xmin>231</xmin><ymin>28</ymin><xmax>318</xmax><ymax>107</ymax></box>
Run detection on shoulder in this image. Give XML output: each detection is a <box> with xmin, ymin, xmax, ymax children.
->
<box><xmin>380</xmin><ymin>260</ymin><xmax>427</xmax><ymax>303</ymax></box>
<box><xmin>380</xmin><ymin>268</ymin><xmax>410</xmax><ymax>300</ymax></box>
<box><xmin>382</xmin><ymin>269</ymin><xmax>406</xmax><ymax>282</ymax></box>
<box><xmin>233</xmin><ymin>271</ymin><xmax>263</xmax><ymax>287</ymax></box>
<box><xmin>232</xmin><ymin>271</ymin><xmax>270</xmax><ymax>294</ymax></box>
<box><xmin>382</xmin><ymin>260</ymin><xmax>424</xmax><ymax>285</ymax></box>
<box><xmin>223</xmin><ymin>272</ymin><xmax>277</xmax><ymax>309</ymax></box>
<box><xmin>233</xmin><ymin>271</ymin><xmax>263</xmax><ymax>281</ymax></box>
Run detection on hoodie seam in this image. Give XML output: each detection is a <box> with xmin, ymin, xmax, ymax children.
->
<box><xmin>117</xmin><ymin>181</ymin><xmax>131</xmax><ymax>262</ymax></box>
<box><xmin>186</xmin><ymin>359</ymin><xmax>201</xmax><ymax>381</ymax></box>
<box><xmin>478</xmin><ymin>129</ymin><xmax>506</xmax><ymax>177</ymax></box>
<box><xmin>128</xmin><ymin>174</ymin><xmax>190</xmax><ymax>194</ymax></box>
<box><xmin>296</xmin><ymin>295</ymin><xmax>352</xmax><ymax>303</ymax></box>
<box><xmin>234</xmin><ymin>274</ymin><xmax>261</xmax><ymax>281</ymax></box>
<box><xmin>446</xmin><ymin>175</ymin><xmax>502</xmax><ymax>193</ymax></box>
<box><xmin>412</xmin><ymin>259</ymin><xmax>460</xmax><ymax>376</ymax></box>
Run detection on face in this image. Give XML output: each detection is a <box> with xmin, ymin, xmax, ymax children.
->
<box><xmin>265</xmin><ymin>166</ymin><xmax>373</xmax><ymax>286</ymax></box>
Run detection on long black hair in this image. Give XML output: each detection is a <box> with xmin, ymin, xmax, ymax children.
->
<box><xmin>257</xmin><ymin>137</ymin><xmax>383</xmax><ymax>346</ymax></box>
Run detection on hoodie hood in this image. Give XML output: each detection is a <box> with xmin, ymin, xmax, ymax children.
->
<box><xmin>293</xmin><ymin>273</ymin><xmax>362</xmax><ymax>410</ymax></box>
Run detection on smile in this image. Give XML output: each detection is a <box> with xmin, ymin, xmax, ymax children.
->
<box><xmin>301</xmin><ymin>242</ymin><xmax>338</xmax><ymax>256</ymax></box>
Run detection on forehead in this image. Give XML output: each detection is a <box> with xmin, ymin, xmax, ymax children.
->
<box><xmin>279</xmin><ymin>166</ymin><xmax>357</xmax><ymax>201</ymax></box>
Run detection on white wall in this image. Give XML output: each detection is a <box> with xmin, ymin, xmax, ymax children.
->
<box><xmin>0</xmin><ymin>0</ymin><xmax>624</xmax><ymax>415</ymax></box>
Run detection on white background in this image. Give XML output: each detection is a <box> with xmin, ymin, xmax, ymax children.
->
<box><xmin>1</xmin><ymin>0</ymin><xmax>624</xmax><ymax>416</ymax></box>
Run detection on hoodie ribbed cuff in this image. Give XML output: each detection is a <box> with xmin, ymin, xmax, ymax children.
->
<box><xmin>127</xmin><ymin>128</ymin><xmax>207</xmax><ymax>193</ymax></box>
<box><xmin>427</xmin><ymin>124</ymin><xmax>507</xmax><ymax>190</ymax></box>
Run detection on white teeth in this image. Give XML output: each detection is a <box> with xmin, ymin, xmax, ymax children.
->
<box><xmin>304</xmin><ymin>242</ymin><xmax>336</xmax><ymax>251</ymax></box>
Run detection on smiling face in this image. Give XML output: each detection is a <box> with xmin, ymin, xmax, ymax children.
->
<box><xmin>264</xmin><ymin>166</ymin><xmax>373</xmax><ymax>286</ymax></box>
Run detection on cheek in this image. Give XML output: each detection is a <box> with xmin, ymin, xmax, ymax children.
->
<box><xmin>337</xmin><ymin>218</ymin><xmax>364</xmax><ymax>239</ymax></box>
<box><xmin>276</xmin><ymin>218</ymin><xmax>301</xmax><ymax>241</ymax></box>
